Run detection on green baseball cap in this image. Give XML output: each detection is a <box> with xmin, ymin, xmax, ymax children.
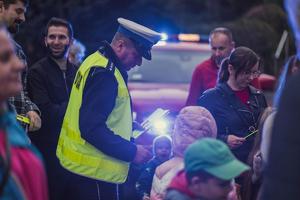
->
<box><xmin>184</xmin><ymin>138</ymin><xmax>250</xmax><ymax>180</ymax></box>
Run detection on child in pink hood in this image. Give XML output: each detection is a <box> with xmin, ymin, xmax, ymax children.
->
<box><xmin>150</xmin><ymin>106</ymin><xmax>217</xmax><ymax>200</ymax></box>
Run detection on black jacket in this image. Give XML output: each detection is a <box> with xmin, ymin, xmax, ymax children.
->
<box><xmin>27</xmin><ymin>56</ymin><xmax>78</xmax><ymax>200</ymax></box>
<box><xmin>198</xmin><ymin>83</ymin><xmax>267</xmax><ymax>162</ymax></box>
<box><xmin>136</xmin><ymin>157</ymin><xmax>163</xmax><ymax>199</ymax></box>
<box><xmin>27</xmin><ymin>56</ymin><xmax>77</xmax><ymax>148</ymax></box>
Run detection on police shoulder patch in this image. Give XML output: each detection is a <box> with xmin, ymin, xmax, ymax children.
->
<box><xmin>74</xmin><ymin>71</ymin><xmax>83</xmax><ymax>89</ymax></box>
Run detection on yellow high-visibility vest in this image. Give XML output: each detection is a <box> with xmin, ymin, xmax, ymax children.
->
<box><xmin>56</xmin><ymin>51</ymin><xmax>132</xmax><ymax>183</ymax></box>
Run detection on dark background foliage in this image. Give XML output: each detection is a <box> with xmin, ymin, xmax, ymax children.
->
<box><xmin>15</xmin><ymin>0</ymin><xmax>292</xmax><ymax>75</ymax></box>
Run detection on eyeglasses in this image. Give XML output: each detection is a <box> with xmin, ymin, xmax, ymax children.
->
<box><xmin>242</xmin><ymin>70</ymin><xmax>261</xmax><ymax>78</ymax></box>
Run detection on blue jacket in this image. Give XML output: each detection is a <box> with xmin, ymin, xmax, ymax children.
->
<box><xmin>198</xmin><ymin>83</ymin><xmax>267</xmax><ymax>162</ymax></box>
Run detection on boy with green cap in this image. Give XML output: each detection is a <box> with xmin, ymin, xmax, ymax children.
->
<box><xmin>165</xmin><ymin>138</ymin><xmax>249</xmax><ymax>200</ymax></box>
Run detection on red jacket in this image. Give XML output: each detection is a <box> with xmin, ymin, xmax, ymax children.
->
<box><xmin>167</xmin><ymin>170</ymin><xmax>196</xmax><ymax>198</ymax></box>
<box><xmin>186</xmin><ymin>57</ymin><xmax>218</xmax><ymax>106</ymax></box>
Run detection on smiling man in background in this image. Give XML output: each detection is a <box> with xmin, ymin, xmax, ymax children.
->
<box><xmin>27</xmin><ymin>17</ymin><xmax>77</xmax><ymax>200</ymax></box>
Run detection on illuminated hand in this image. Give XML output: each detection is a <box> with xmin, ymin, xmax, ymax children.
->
<box><xmin>133</xmin><ymin>145</ymin><xmax>152</xmax><ymax>164</ymax></box>
<box><xmin>27</xmin><ymin>111</ymin><xmax>41</xmax><ymax>132</ymax></box>
<box><xmin>227</xmin><ymin>135</ymin><xmax>245</xmax><ymax>149</ymax></box>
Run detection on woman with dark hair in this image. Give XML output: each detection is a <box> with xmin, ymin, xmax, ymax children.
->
<box><xmin>198</xmin><ymin>46</ymin><xmax>267</xmax><ymax>164</ymax></box>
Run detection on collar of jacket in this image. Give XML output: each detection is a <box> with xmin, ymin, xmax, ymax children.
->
<box><xmin>97</xmin><ymin>41</ymin><xmax>128</xmax><ymax>82</ymax></box>
<box><xmin>218</xmin><ymin>82</ymin><xmax>261</xmax><ymax>97</ymax></box>
<box><xmin>47</xmin><ymin>56</ymin><xmax>75</xmax><ymax>72</ymax></box>
<box><xmin>217</xmin><ymin>82</ymin><xmax>263</xmax><ymax>111</ymax></box>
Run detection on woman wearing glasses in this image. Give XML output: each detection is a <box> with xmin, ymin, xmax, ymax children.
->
<box><xmin>198</xmin><ymin>46</ymin><xmax>267</xmax><ymax>164</ymax></box>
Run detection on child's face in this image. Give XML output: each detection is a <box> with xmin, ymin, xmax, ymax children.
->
<box><xmin>155</xmin><ymin>140</ymin><xmax>171</xmax><ymax>162</ymax></box>
<box><xmin>190</xmin><ymin>176</ymin><xmax>233</xmax><ymax>200</ymax></box>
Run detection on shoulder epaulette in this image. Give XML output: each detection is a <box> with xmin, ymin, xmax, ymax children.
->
<box><xmin>106</xmin><ymin>59</ymin><xmax>116</xmax><ymax>74</ymax></box>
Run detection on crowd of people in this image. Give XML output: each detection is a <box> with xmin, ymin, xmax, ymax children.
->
<box><xmin>0</xmin><ymin>0</ymin><xmax>300</xmax><ymax>199</ymax></box>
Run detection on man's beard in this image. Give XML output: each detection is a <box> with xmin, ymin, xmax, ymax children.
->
<box><xmin>46</xmin><ymin>44</ymin><xmax>69</xmax><ymax>59</ymax></box>
<box><xmin>214</xmin><ymin>56</ymin><xmax>225</xmax><ymax>66</ymax></box>
<box><xmin>7</xmin><ymin>24</ymin><xmax>19</xmax><ymax>34</ymax></box>
<box><xmin>8</xmin><ymin>19</ymin><xmax>23</xmax><ymax>34</ymax></box>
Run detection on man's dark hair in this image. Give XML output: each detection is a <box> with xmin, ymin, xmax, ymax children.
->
<box><xmin>45</xmin><ymin>17</ymin><xmax>73</xmax><ymax>38</ymax></box>
<box><xmin>209</xmin><ymin>27</ymin><xmax>233</xmax><ymax>42</ymax></box>
<box><xmin>186</xmin><ymin>170</ymin><xmax>215</xmax><ymax>184</ymax></box>
<box><xmin>2</xmin><ymin>0</ymin><xmax>29</xmax><ymax>9</ymax></box>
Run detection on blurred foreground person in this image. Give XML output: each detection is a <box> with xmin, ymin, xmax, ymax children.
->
<box><xmin>56</xmin><ymin>18</ymin><xmax>161</xmax><ymax>200</ymax></box>
<box><xmin>241</xmin><ymin>107</ymin><xmax>275</xmax><ymax>200</ymax></box>
<box><xmin>150</xmin><ymin>106</ymin><xmax>218</xmax><ymax>200</ymax></box>
<box><xmin>186</xmin><ymin>27</ymin><xmax>235</xmax><ymax>105</ymax></box>
<box><xmin>0</xmin><ymin>0</ymin><xmax>41</xmax><ymax>132</ymax></box>
<box><xmin>27</xmin><ymin>17</ymin><xmax>77</xmax><ymax>200</ymax></box>
<box><xmin>273</xmin><ymin>55</ymin><xmax>300</xmax><ymax>107</ymax></box>
<box><xmin>165</xmin><ymin>138</ymin><xmax>249</xmax><ymax>200</ymax></box>
<box><xmin>0</xmin><ymin>26</ymin><xmax>48</xmax><ymax>200</ymax></box>
<box><xmin>198</xmin><ymin>47</ymin><xmax>267</xmax><ymax>164</ymax></box>
<box><xmin>68</xmin><ymin>38</ymin><xmax>86</xmax><ymax>66</ymax></box>
<box><xmin>260</xmin><ymin>0</ymin><xmax>300</xmax><ymax>199</ymax></box>
<box><xmin>136</xmin><ymin>135</ymin><xmax>172</xmax><ymax>200</ymax></box>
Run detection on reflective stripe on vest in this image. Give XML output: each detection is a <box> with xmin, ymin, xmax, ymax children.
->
<box><xmin>56</xmin><ymin>51</ymin><xmax>132</xmax><ymax>183</ymax></box>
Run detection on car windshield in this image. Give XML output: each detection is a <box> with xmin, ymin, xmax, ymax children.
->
<box><xmin>128</xmin><ymin>48</ymin><xmax>211</xmax><ymax>83</ymax></box>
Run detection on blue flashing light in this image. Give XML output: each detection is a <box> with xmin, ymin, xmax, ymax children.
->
<box><xmin>161</xmin><ymin>33</ymin><xmax>168</xmax><ymax>41</ymax></box>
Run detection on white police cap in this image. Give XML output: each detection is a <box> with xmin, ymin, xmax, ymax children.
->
<box><xmin>117</xmin><ymin>18</ymin><xmax>161</xmax><ymax>60</ymax></box>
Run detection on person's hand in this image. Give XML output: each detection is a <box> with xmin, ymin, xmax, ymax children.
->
<box><xmin>133</xmin><ymin>145</ymin><xmax>152</xmax><ymax>164</ymax></box>
<box><xmin>27</xmin><ymin>111</ymin><xmax>41</xmax><ymax>131</ymax></box>
<box><xmin>227</xmin><ymin>135</ymin><xmax>245</xmax><ymax>149</ymax></box>
<box><xmin>252</xmin><ymin>151</ymin><xmax>263</xmax><ymax>182</ymax></box>
<box><xmin>142</xmin><ymin>194</ymin><xmax>150</xmax><ymax>200</ymax></box>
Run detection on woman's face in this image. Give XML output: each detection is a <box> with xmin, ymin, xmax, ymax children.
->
<box><xmin>0</xmin><ymin>30</ymin><xmax>24</xmax><ymax>101</ymax></box>
<box><xmin>230</xmin><ymin>62</ymin><xmax>260</xmax><ymax>90</ymax></box>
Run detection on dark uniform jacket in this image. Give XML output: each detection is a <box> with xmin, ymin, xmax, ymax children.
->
<box><xmin>78</xmin><ymin>41</ymin><xmax>137</xmax><ymax>162</ymax></box>
<box><xmin>198</xmin><ymin>83</ymin><xmax>267</xmax><ymax>163</ymax></box>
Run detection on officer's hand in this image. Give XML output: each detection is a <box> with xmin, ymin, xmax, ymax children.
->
<box><xmin>133</xmin><ymin>145</ymin><xmax>152</xmax><ymax>164</ymax></box>
<box><xmin>227</xmin><ymin>135</ymin><xmax>245</xmax><ymax>149</ymax></box>
<box><xmin>27</xmin><ymin>111</ymin><xmax>41</xmax><ymax>132</ymax></box>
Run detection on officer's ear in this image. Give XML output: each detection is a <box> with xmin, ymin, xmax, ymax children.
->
<box><xmin>114</xmin><ymin>39</ymin><xmax>126</xmax><ymax>53</ymax></box>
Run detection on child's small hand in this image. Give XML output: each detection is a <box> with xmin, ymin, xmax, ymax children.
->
<box><xmin>143</xmin><ymin>194</ymin><xmax>150</xmax><ymax>200</ymax></box>
<box><xmin>252</xmin><ymin>151</ymin><xmax>262</xmax><ymax>182</ymax></box>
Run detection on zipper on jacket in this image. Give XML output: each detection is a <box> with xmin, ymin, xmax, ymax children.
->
<box><xmin>62</xmin><ymin>70</ymin><xmax>69</xmax><ymax>95</ymax></box>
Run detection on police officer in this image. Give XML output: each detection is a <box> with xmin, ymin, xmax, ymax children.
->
<box><xmin>56</xmin><ymin>18</ymin><xmax>161</xmax><ymax>200</ymax></box>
